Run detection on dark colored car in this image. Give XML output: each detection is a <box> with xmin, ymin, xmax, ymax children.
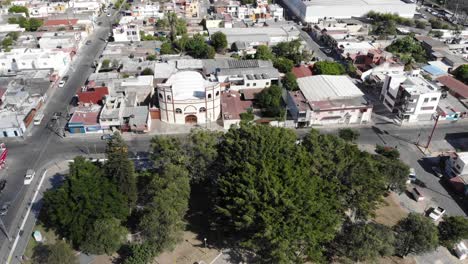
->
<box><xmin>0</xmin><ymin>203</ymin><xmax>9</xmax><ymax>216</ymax></box>
<box><xmin>0</xmin><ymin>179</ymin><xmax>6</xmax><ymax>194</ymax></box>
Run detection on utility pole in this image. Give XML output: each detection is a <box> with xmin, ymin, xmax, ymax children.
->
<box><xmin>425</xmin><ymin>114</ymin><xmax>440</xmax><ymax>151</ymax></box>
<box><xmin>0</xmin><ymin>218</ymin><xmax>11</xmax><ymax>242</ymax></box>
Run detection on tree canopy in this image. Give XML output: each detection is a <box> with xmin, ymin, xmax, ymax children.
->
<box><xmin>453</xmin><ymin>64</ymin><xmax>468</xmax><ymax>85</ymax></box>
<box><xmin>81</xmin><ymin>218</ymin><xmax>128</xmax><ymax>255</ymax></box>
<box><xmin>338</xmin><ymin>128</ymin><xmax>359</xmax><ymax>142</ymax></box>
<box><xmin>313</xmin><ymin>61</ymin><xmax>346</xmax><ymax>75</ymax></box>
<box><xmin>8</xmin><ymin>16</ymin><xmax>43</xmax><ymax>31</ymax></box>
<box><xmin>394</xmin><ymin>213</ymin><xmax>439</xmax><ymax>257</ymax></box>
<box><xmin>140</xmin><ymin>67</ymin><xmax>154</xmax><ymax>76</ymax></box>
<box><xmin>42</xmin><ymin>241</ymin><xmax>77</xmax><ymax>264</ymax></box>
<box><xmin>210</xmin><ymin>32</ymin><xmax>228</xmax><ymax>52</ymax></box>
<box><xmin>282</xmin><ymin>72</ymin><xmax>298</xmax><ymax>91</ymax></box>
<box><xmin>213</xmin><ymin>124</ymin><xmax>343</xmax><ymax>263</ymax></box>
<box><xmin>105</xmin><ymin>133</ymin><xmax>137</xmax><ymax>208</ymax></box>
<box><xmin>334</xmin><ymin>222</ymin><xmax>395</xmax><ymax>262</ymax></box>
<box><xmin>255</xmin><ymin>85</ymin><xmax>285</xmax><ymax>118</ymax></box>
<box><xmin>273</xmin><ymin>57</ymin><xmax>294</xmax><ymax>73</ymax></box>
<box><xmin>42</xmin><ymin>157</ymin><xmax>129</xmax><ymax>247</ymax></box>
<box><xmin>255</xmin><ymin>45</ymin><xmax>274</xmax><ymax>61</ymax></box>
<box><xmin>8</xmin><ymin>5</ymin><xmax>28</xmax><ymax>16</ymax></box>
<box><xmin>386</xmin><ymin>35</ymin><xmax>428</xmax><ymax>63</ymax></box>
<box><xmin>185</xmin><ymin>34</ymin><xmax>215</xmax><ymax>59</ymax></box>
<box><xmin>438</xmin><ymin>216</ymin><xmax>468</xmax><ymax>247</ymax></box>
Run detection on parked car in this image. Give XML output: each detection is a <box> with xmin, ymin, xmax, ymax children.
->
<box><xmin>86</xmin><ymin>40</ymin><xmax>92</xmax><ymax>45</ymax></box>
<box><xmin>58</xmin><ymin>80</ymin><xmax>66</xmax><ymax>88</ymax></box>
<box><xmin>324</xmin><ymin>49</ymin><xmax>332</xmax><ymax>54</ymax></box>
<box><xmin>52</xmin><ymin>112</ymin><xmax>61</xmax><ymax>120</ymax></box>
<box><xmin>411</xmin><ymin>187</ymin><xmax>425</xmax><ymax>202</ymax></box>
<box><xmin>407</xmin><ymin>167</ymin><xmax>417</xmax><ymax>184</ymax></box>
<box><xmin>0</xmin><ymin>179</ymin><xmax>6</xmax><ymax>194</ymax></box>
<box><xmin>24</xmin><ymin>169</ymin><xmax>35</xmax><ymax>185</ymax></box>
<box><xmin>101</xmin><ymin>134</ymin><xmax>113</xmax><ymax>140</ymax></box>
<box><xmin>0</xmin><ymin>204</ymin><xmax>9</xmax><ymax>216</ymax></box>
<box><xmin>428</xmin><ymin>206</ymin><xmax>446</xmax><ymax>221</ymax></box>
<box><xmin>107</xmin><ymin>13</ymin><xmax>111</xmax><ymax>17</ymax></box>
<box><xmin>431</xmin><ymin>166</ymin><xmax>443</xmax><ymax>178</ymax></box>
<box><xmin>103</xmin><ymin>8</ymin><xmax>108</xmax><ymax>13</ymax></box>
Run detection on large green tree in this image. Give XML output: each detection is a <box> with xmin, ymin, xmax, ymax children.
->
<box><xmin>273</xmin><ymin>57</ymin><xmax>294</xmax><ymax>73</ymax></box>
<box><xmin>438</xmin><ymin>216</ymin><xmax>468</xmax><ymax>247</ymax></box>
<box><xmin>255</xmin><ymin>85</ymin><xmax>285</xmax><ymax>118</ymax></box>
<box><xmin>210</xmin><ymin>31</ymin><xmax>227</xmax><ymax>53</ymax></box>
<box><xmin>282</xmin><ymin>72</ymin><xmax>298</xmax><ymax>91</ymax></box>
<box><xmin>185</xmin><ymin>34</ymin><xmax>215</xmax><ymax>59</ymax></box>
<box><xmin>105</xmin><ymin>133</ymin><xmax>137</xmax><ymax>208</ymax></box>
<box><xmin>44</xmin><ymin>241</ymin><xmax>77</xmax><ymax>264</ymax></box>
<box><xmin>186</xmin><ymin>129</ymin><xmax>221</xmax><ymax>183</ymax></box>
<box><xmin>313</xmin><ymin>61</ymin><xmax>346</xmax><ymax>75</ymax></box>
<box><xmin>81</xmin><ymin>218</ymin><xmax>128</xmax><ymax>255</ymax></box>
<box><xmin>453</xmin><ymin>64</ymin><xmax>468</xmax><ymax>85</ymax></box>
<box><xmin>394</xmin><ymin>213</ymin><xmax>439</xmax><ymax>257</ymax></box>
<box><xmin>255</xmin><ymin>45</ymin><xmax>274</xmax><ymax>60</ymax></box>
<box><xmin>139</xmin><ymin>163</ymin><xmax>190</xmax><ymax>250</ymax></box>
<box><xmin>272</xmin><ymin>39</ymin><xmax>303</xmax><ymax>64</ymax></box>
<box><xmin>213</xmin><ymin>125</ymin><xmax>343</xmax><ymax>263</ymax></box>
<box><xmin>42</xmin><ymin>157</ymin><xmax>129</xmax><ymax>247</ymax></box>
<box><xmin>386</xmin><ymin>35</ymin><xmax>427</xmax><ymax>63</ymax></box>
<box><xmin>302</xmin><ymin>130</ymin><xmax>388</xmax><ymax>220</ymax></box>
<box><xmin>334</xmin><ymin>222</ymin><xmax>395</xmax><ymax>262</ymax></box>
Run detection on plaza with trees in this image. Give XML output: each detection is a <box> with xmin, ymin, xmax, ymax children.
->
<box><xmin>40</xmin><ymin>124</ymin><xmax>461</xmax><ymax>263</ymax></box>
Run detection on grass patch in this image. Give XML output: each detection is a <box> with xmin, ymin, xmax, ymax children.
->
<box><xmin>373</xmin><ymin>192</ymin><xmax>409</xmax><ymax>227</ymax></box>
<box><xmin>23</xmin><ymin>223</ymin><xmax>58</xmax><ymax>263</ymax></box>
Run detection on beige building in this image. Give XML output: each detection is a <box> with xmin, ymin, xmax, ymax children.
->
<box><xmin>157</xmin><ymin>71</ymin><xmax>221</xmax><ymax>124</ymax></box>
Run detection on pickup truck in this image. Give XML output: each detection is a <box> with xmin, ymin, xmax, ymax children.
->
<box><xmin>429</xmin><ymin>207</ymin><xmax>446</xmax><ymax>221</ymax></box>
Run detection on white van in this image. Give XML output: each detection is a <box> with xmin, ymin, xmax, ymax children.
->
<box><xmin>33</xmin><ymin>113</ymin><xmax>44</xmax><ymax>125</ymax></box>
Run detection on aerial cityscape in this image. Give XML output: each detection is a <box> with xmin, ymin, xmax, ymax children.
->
<box><xmin>0</xmin><ymin>0</ymin><xmax>467</xmax><ymax>263</ymax></box>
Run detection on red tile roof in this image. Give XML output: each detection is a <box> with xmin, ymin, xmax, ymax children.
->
<box><xmin>69</xmin><ymin>106</ymin><xmax>101</xmax><ymax>126</ymax></box>
<box><xmin>221</xmin><ymin>90</ymin><xmax>253</xmax><ymax>120</ymax></box>
<box><xmin>291</xmin><ymin>65</ymin><xmax>313</xmax><ymax>79</ymax></box>
<box><xmin>437</xmin><ymin>75</ymin><xmax>468</xmax><ymax>99</ymax></box>
<box><xmin>77</xmin><ymin>87</ymin><xmax>109</xmax><ymax>105</ymax></box>
<box><xmin>241</xmin><ymin>88</ymin><xmax>263</xmax><ymax>100</ymax></box>
<box><xmin>43</xmin><ymin>19</ymin><xmax>78</xmax><ymax>27</ymax></box>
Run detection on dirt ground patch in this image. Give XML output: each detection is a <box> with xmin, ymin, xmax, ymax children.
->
<box><xmin>154</xmin><ymin>231</ymin><xmax>221</xmax><ymax>264</ymax></box>
<box><xmin>374</xmin><ymin>192</ymin><xmax>409</xmax><ymax>227</ymax></box>
<box><xmin>378</xmin><ymin>256</ymin><xmax>417</xmax><ymax>264</ymax></box>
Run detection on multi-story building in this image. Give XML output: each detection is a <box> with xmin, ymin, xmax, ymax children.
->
<box><xmin>130</xmin><ymin>3</ymin><xmax>164</xmax><ymax>19</ymax></box>
<box><xmin>185</xmin><ymin>0</ymin><xmax>199</xmax><ymax>18</ymax></box>
<box><xmin>113</xmin><ymin>17</ymin><xmax>141</xmax><ymax>42</ymax></box>
<box><xmin>287</xmin><ymin>75</ymin><xmax>373</xmax><ymax>126</ymax></box>
<box><xmin>448</xmin><ymin>152</ymin><xmax>468</xmax><ymax>177</ymax></box>
<box><xmin>99</xmin><ymin>95</ymin><xmax>125</xmax><ymax>131</ymax></box>
<box><xmin>157</xmin><ymin>71</ymin><xmax>221</xmax><ymax>125</ymax></box>
<box><xmin>0</xmin><ymin>48</ymin><xmax>71</xmax><ymax>76</ymax></box>
<box><xmin>380</xmin><ymin>72</ymin><xmax>441</xmax><ymax>122</ymax></box>
<box><xmin>283</xmin><ymin>0</ymin><xmax>416</xmax><ymax>24</ymax></box>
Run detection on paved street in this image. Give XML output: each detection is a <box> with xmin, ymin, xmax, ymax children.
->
<box><xmin>0</xmin><ymin>10</ymin><xmax>118</xmax><ymax>263</ymax></box>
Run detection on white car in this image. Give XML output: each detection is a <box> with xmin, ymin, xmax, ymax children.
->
<box><xmin>103</xmin><ymin>8</ymin><xmax>108</xmax><ymax>13</ymax></box>
<box><xmin>429</xmin><ymin>207</ymin><xmax>446</xmax><ymax>221</ymax></box>
<box><xmin>58</xmin><ymin>80</ymin><xmax>65</xmax><ymax>88</ymax></box>
<box><xmin>24</xmin><ymin>169</ymin><xmax>35</xmax><ymax>185</ymax></box>
<box><xmin>107</xmin><ymin>13</ymin><xmax>111</xmax><ymax>17</ymax></box>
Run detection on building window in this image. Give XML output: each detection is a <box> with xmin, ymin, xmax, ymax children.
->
<box><xmin>216</xmin><ymin>91</ymin><xmax>219</xmax><ymax>96</ymax></box>
<box><xmin>199</xmin><ymin>107</ymin><xmax>206</xmax><ymax>113</ymax></box>
<box><xmin>431</xmin><ymin>97</ymin><xmax>437</xmax><ymax>101</ymax></box>
<box><xmin>421</xmin><ymin>106</ymin><xmax>435</xmax><ymax>111</ymax></box>
<box><xmin>253</xmin><ymin>83</ymin><xmax>256</xmax><ymax>86</ymax></box>
<box><xmin>167</xmin><ymin>95</ymin><xmax>171</xmax><ymax>101</ymax></box>
<box><xmin>175</xmin><ymin>108</ymin><xmax>182</xmax><ymax>114</ymax></box>
<box><xmin>208</xmin><ymin>94</ymin><xmax>212</xmax><ymax>99</ymax></box>
<box><xmin>328</xmin><ymin>111</ymin><xmax>333</xmax><ymax>114</ymax></box>
<box><xmin>424</xmin><ymin>98</ymin><xmax>429</xmax><ymax>103</ymax></box>
<box><xmin>246</xmin><ymin>83</ymin><xmax>250</xmax><ymax>87</ymax></box>
<box><xmin>266</xmin><ymin>82</ymin><xmax>269</xmax><ymax>86</ymax></box>
<box><xmin>159</xmin><ymin>93</ymin><xmax>163</xmax><ymax>99</ymax></box>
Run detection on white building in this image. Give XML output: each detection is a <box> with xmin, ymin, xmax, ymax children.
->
<box><xmin>0</xmin><ymin>48</ymin><xmax>71</xmax><ymax>76</ymax></box>
<box><xmin>448</xmin><ymin>152</ymin><xmax>468</xmax><ymax>177</ymax></box>
<box><xmin>283</xmin><ymin>0</ymin><xmax>416</xmax><ymax>23</ymax></box>
<box><xmin>208</xmin><ymin>26</ymin><xmax>300</xmax><ymax>47</ymax></box>
<box><xmin>0</xmin><ymin>24</ymin><xmax>25</xmax><ymax>33</ymax></box>
<box><xmin>287</xmin><ymin>75</ymin><xmax>373</xmax><ymax>126</ymax></box>
<box><xmin>113</xmin><ymin>17</ymin><xmax>141</xmax><ymax>42</ymax></box>
<box><xmin>99</xmin><ymin>95</ymin><xmax>125</xmax><ymax>130</ymax></box>
<box><xmin>69</xmin><ymin>0</ymin><xmax>101</xmax><ymax>15</ymax></box>
<box><xmin>157</xmin><ymin>71</ymin><xmax>221</xmax><ymax>125</ymax></box>
<box><xmin>380</xmin><ymin>72</ymin><xmax>441</xmax><ymax>122</ymax></box>
<box><xmin>130</xmin><ymin>3</ymin><xmax>164</xmax><ymax>19</ymax></box>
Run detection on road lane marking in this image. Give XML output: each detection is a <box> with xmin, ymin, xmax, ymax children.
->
<box><xmin>209</xmin><ymin>252</ymin><xmax>223</xmax><ymax>264</ymax></box>
<box><xmin>6</xmin><ymin>169</ymin><xmax>47</xmax><ymax>264</ymax></box>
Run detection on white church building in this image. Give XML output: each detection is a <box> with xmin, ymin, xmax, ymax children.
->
<box><xmin>157</xmin><ymin>71</ymin><xmax>221</xmax><ymax>124</ymax></box>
